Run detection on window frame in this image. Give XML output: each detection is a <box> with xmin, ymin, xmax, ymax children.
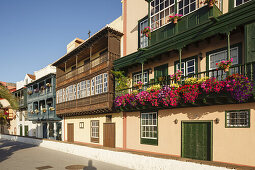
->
<box><xmin>225</xmin><ymin>110</ymin><xmax>250</xmax><ymax>128</ymax></box>
<box><xmin>234</xmin><ymin>0</ymin><xmax>251</xmax><ymax>7</ymax></box>
<box><xmin>79</xmin><ymin>122</ymin><xmax>84</xmax><ymax>129</ymax></box>
<box><xmin>150</xmin><ymin>0</ymin><xmax>176</xmax><ymax>31</ymax></box>
<box><xmin>206</xmin><ymin>43</ymin><xmax>242</xmax><ymax>72</ymax></box>
<box><xmin>140</xmin><ymin>112</ymin><xmax>158</xmax><ymax>146</ymax></box>
<box><xmin>132</xmin><ymin>70</ymin><xmax>149</xmax><ymax>86</ymax></box>
<box><xmin>90</xmin><ymin>120</ymin><xmax>99</xmax><ymax>143</ymax></box>
<box><xmin>138</xmin><ymin>16</ymin><xmax>149</xmax><ymax>49</ymax></box>
<box><xmin>174</xmin><ymin>56</ymin><xmax>198</xmax><ymax>77</ymax></box>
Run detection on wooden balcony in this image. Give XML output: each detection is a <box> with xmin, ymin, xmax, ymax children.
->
<box><xmin>150</xmin><ymin>4</ymin><xmax>222</xmax><ymax>46</ymax></box>
<box><xmin>56</xmin><ymin>92</ymin><xmax>114</xmax><ymax>116</ymax></box>
<box><xmin>56</xmin><ymin>52</ymin><xmax>119</xmax><ymax>88</ymax></box>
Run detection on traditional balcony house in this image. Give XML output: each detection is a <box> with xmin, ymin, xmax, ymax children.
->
<box><xmin>114</xmin><ymin>0</ymin><xmax>255</xmax><ymax>167</ymax></box>
<box><xmin>52</xmin><ymin>20</ymin><xmax>123</xmax><ymax>148</ymax></box>
<box><xmin>13</xmin><ymin>73</ymin><xmax>37</xmax><ymax>137</ymax></box>
<box><xmin>26</xmin><ymin>66</ymin><xmax>62</xmax><ymax>140</ymax></box>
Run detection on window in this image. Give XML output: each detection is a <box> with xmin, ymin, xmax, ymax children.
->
<box><xmin>87</xmin><ymin>80</ymin><xmax>91</xmax><ymax>96</ymax></box>
<box><xmin>95</xmin><ymin>75</ymin><xmax>102</xmax><ymax>95</ymax></box>
<box><xmin>150</xmin><ymin>0</ymin><xmax>175</xmax><ymax>30</ymax></box>
<box><xmin>62</xmin><ymin>88</ymin><xmax>66</xmax><ymax>102</ymax></box>
<box><xmin>235</xmin><ymin>0</ymin><xmax>250</xmax><ymax>7</ymax></box>
<box><xmin>19</xmin><ymin>112</ymin><xmax>22</xmax><ymax>121</ymax></box>
<box><xmin>103</xmin><ymin>73</ymin><xmax>108</xmax><ymax>93</ymax></box>
<box><xmin>141</xmin><ymin>112</ymin><xmax>158</xmax><ymax>145</ymax></box>
<box><xmin>68</xmin><ymin>85</ymin><xmax>73</xmax><ymax>101</ymax></box>
<box><xmin>73</xmin><ymin>85</ymin><xmax>77</xmax><ymax>100</ymax></box>
<box><xmin>71</xmin><ymin>65</ymin><xmax>76</xmax><ymax>71</ymax></box>
<box><xmin>91</xmin><ymin>120</ymin><xmax>99</xmax><ymax>143</ymax></box>
<box><xmin>154</xmin><ymin>64</ymin><xmax>168</xmax><ymax>81</ymax></box>
<box><xmin>77</xmin><ymin>83</ymin><xmax>80</xmax><ymax>99</ymax></box>
<box><xmin>80</xmin><ymin>81</ymin><xmax>85</xmax><ymax>98</ymax></box>
<box><xmin>58</xmin><ymin>89</ymin><xmax>63</xmax><ymax>103</ymax></box>
<box><xmin>24</xmin><ymin>111</ymin><xmax>28</xmax><ymax>121</ymax></box>
<box><xmin>133</xmin><ymin>72</ymin><xmax>148</xmax><ymax>85</ymax></box>
<box><xmin>56</xmin><ymin>90</ymin><xmax>59</xmax><ymax>104</ymax></box>
<box><xmin>178</xmin><ymin>0</ymin><xmax>196</xmax><ymax>16</ymax></box>
<box><xmin>91</xmin><ymin>78</ymin><xmax>95</xmax><ymax>95</ymax></box>
<box><xmin>139</xmin><ymin>18</ymin><xmax>149</xmax><ymax>48</ymax></box>
<box><xmin>226</xmin><ymin>110</ymin><xmax>250</xmax><ymax>128</ymax></box>
<box><xmin>208</xmin><ymin>46</ymin><xmax>239</xmax><ymax>79</ymax></box>
<box><xmin>65</xmin><ymin>87</ymin><xmax>69</xmax><ymax>102</ymax></box>
<box><xmin>79</xmin><ymin>122</ymin><xmax>84</xmax><ymax>129</ymax></box>
<box><xmin>175</xmin><ymin>57</ymin><xmax>197</xmax><ymax>77</ymax></box>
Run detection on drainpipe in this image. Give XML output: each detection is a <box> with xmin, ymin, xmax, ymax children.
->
<box><xmin>227</xmin><ymin>32</ymin><xmax>230</xmax><ymax>60</ymax></box>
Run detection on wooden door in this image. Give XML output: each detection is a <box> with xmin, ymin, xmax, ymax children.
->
<box><xmin>67</xmin><ymin>123</ymin><xmax>74</xmax><ymax>142</ymax></box>
<box><xmin>24</xmin><ymin>125</ymin><xmax>28</xmax><ymax>136</ymax></box>
<box><xmin>103</xmin><ymin>123</ymin><xmax>115</xmax><ymax>148</ymax></box>
<box><xmin>182</xmin><ymin>122</ymin><xmax>212</xmax><ymax>161</ymax></box>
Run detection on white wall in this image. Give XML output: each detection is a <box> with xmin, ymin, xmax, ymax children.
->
<box><xmin>16</xmin><ymin>110</ymin><xmax>37</xmax><ymax>137</ymax></box>
<box><xmin>0</xmin><ymin>134</ymin><xmax>230</xmax><ymax>170</ymax></box>
<box><xmin>34</xmin><ymin>65</ymin><xmax>56</xmax><ymax>80</ymax></box>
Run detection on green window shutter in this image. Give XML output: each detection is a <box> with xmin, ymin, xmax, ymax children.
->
<box><xmin>245</xmin><ymin>22</ymin><xmax>255</xmax><ymax>63</ymax></box>
<box><xmin>228</xmin><ymin>0</ymin><xmax>234</xmax><ymax>11</ymax></box>
<box><xmin>154</xmin><ymin>64</ymin><xmax>168</xmax><ymax>81</ymax></box>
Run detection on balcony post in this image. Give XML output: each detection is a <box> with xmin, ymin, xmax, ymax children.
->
<box><xmin>179</xmin><ymin>48</ymin><xmax>182</xmax><ymax>72</ymax></box>
<box><xmin>227</xmin><ymin>32</ymin><xmax>230</xmax><ymax>60</ymax></box>
<box><xmin>64</xmin><ymin>62</ymin><xmax>67</xmax><ymax>72</ymax></box>
<box><xmin>141</xmin><ymin>62</ymin><xmax>144</xmax><ymax>83</ymax></box>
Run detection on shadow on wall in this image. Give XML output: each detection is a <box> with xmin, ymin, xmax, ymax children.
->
<box><xmin>0</xmin><ymin>138</ymin><xmax>41</xmax><ymax>163</ymax></box>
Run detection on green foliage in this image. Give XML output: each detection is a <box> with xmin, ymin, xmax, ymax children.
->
<box><xmin>0</xmin><ymin>83</ymin><xmax>18</xmax><ymax>120</ymax></box>
<box><xmin>111</xmin><ymin>70</ymin><xmax>131</xmax><ymax>91</ymax></box>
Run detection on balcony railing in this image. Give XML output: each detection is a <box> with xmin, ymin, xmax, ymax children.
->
<box><xmin>57</xmin><ymin>52</ymin><xmax>119</xmax><ymax>84</ymax></box>
<box><xmin>28</xmin><ymin>109</ymin><xmax>60</xmax><ymax>121</ymax></box>
<box><xmin>115</xmin><ymin>62</ymin><xmax>255</xmax><ymax>98</ymax></box>
<box><xmin>56</xmin><ymin>92</ymin><xmax>113</xmax><ymax>113</ymax></box>
<box><xmin>27</xmin><ymin>87</ymin><xmax>53</xmax><ymax>100</ymax></box>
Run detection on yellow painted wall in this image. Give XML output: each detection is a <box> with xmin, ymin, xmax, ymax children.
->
<box><xmin>64</xmin><ymin>112</ymin><xmax>123</xmax><ymax>148</ymax></box>
<box><xmin>125</xmin><ymin>103</ymin><xmax>255</xmax><ymax>167</ymax></box>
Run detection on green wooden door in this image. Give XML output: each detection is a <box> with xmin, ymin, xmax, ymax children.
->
<box><xmin>20</xmin><ymin>125</ymin><xmax>23</xmax><ymax>136</ymax></box>
<box><xmin>182</xmin><ymin>122</ymin><xmax>212</xmax><ymax>161</ymax></box>
<box><xmin>154</xmin><ymin>64</ymin><xmax>168</xmax><ymax>81</ymax></box>
<box><xmin>24</xmin><ymin>125</ymin><xmax>28</xmax><ymax>136</ymax></box>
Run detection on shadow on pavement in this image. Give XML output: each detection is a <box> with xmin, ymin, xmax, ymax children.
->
<box><xmin>0</xmin><ymin>139</ymin><xmax>38</xmax><ymax>163</ymax></box>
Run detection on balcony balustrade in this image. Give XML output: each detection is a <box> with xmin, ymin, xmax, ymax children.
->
<box><xmin>57</xmin><ymin>52</ymin><xmax>119</xmax><ymax>85</ymax></box>
<box><xmin>115</xmin><ymin>62</ymin><xmax>255</xmax><ymax>111</ymax></box>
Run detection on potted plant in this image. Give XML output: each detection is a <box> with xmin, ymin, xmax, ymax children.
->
<box><xmin>30</xmin><ymin>110</ymin><xmax>34</xmax><ymax>114</ymax></box>
<box><xmin>42</xmin><ymin>108</ymin><xmax>47</xmax><ymax>113</ymax></box>
<box><xmin>34</xmin><ymin>88</ymin><xmax>39</xmax><ymax>93</ymax></box>
<box><xmin>134</xmin><ymin>81</ymin><xmax>144</xmax><ymax>89</ymax></box>
<box><xmin>158</xmin><ymin>76</ymin><xmax>165</xmax><ymax>82</ymax></box>
<box><xmin>169</xmin><ymin>14</ymin><xmax>183</xmax><ymax>24</ymax></box>
<box><xmin>216</xmin><ymin>58</ymin><xmax>233</xmax><ymax>72</ymax></box>
<box><xmin>49</xmin><ymin>107</ymin><xmax>55</xmax><ymax>111</ymax></box>
<box><xmin>27</xmin><ymin>90</ymin><xmax>33</xmax><ymax>95</ymax></box>
<box><xmin>200</xmin><ymin>0</ymin><xmax>218</xmax><ymax>7</ymax></box>
<box><xmin>141</xmin><ymin>26</ymin><xmax>151</xmax><ymax>39</ymax></box>
<box><xmin>46</xmin><ymin>83</ymin><xmax>51</xmax><ymax>87</ymax></box>
<box><xmin>34</xmin><ymin>109</ymin><xmax>39</xmax><ymax>114</ymax></box>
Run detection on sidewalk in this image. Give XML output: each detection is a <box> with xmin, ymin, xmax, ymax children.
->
<box><xmin>1</xmin><ymin>134</ymin><xmax>254</xmax><ymax>170</ymax></box>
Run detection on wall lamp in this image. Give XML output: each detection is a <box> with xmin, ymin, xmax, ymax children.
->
<box><xmin>214</xmin><ymin>118</ymin><xmax>220</xmax><ymax>124</ymax></box>
<box><xmin>198</xmin><ymin>52</ymin><xmax>203</xmax><ymax>60</ymax></box>
<box><xmin>174</xmin><ymin>119</ymin><xmax>178</xmax><ymax>124</ymax></box>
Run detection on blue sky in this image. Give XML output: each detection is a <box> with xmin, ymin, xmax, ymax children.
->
<box><xmin>0</xmin><ymin>0</ymin><xmax>122</xmax><ymax>83</ymax></box>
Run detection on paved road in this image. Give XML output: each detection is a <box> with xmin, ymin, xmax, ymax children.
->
<box><xmin>0</xmin><ymin>139</ymin><xmax>131</xmax><ymax>170</ymax></box>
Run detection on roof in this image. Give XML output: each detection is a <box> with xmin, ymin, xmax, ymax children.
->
<box><xmin>25</xmin><ymin>73</ymin><xmax>56</xmax><ymax>87</ymax></box>
<box><xmin>52</xmin><ymin>26</ymin><xmax>123</xmax><ymax>66</ymax></box>
<box><xmin>27</xmin><ymin>74</ymin><xmax>36</xmax><ymax>80</ymax></box>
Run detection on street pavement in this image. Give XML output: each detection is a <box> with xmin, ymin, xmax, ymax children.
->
<box><xmin>0</xmin><ymin>139</ymin><xmax>132</xmax><ymax>170</ymax></box>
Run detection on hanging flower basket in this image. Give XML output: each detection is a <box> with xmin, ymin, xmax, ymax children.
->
<box><xmin>134</xmin><ymin>81</ymin><xmax>143</xmax><ymax>89</ymax></box>
<box><xmin>216</xmin><ymin>58</ymin><xmax>233</xmax><ymax>72</ymax></box>
<box><xmin>34</xmin><ymin>109</ymin><xmax>39</xmax><ymax>114</ymax></box>
<box><xmin>169</xmin><ymin>14</ymin><xmax>183</xmax><ymax>24</ymax></box>
<box><xmin>27</xmin><ymin>90</ymin><xmax>33</xmax><ymax>95</ymax></box>
<box><xmin>42</xmin><ymin>108</ymin><xmax>47</xmax><ymax>113</ymax></box>
<box><xmin>30</xmin><ymin>110</ymin><xmax>34</xmax><ymax>114</ymax></box>
<box><xmin>49</xmin><ymin>107</ymin><xmax>55</xmax><ymax>111</ymax></box>
<box><xmin>200</xmin><ymin>0</ymin><xmax>218</xmax><ymax>7</ymax></box>
<box><xmin>141</xmin><ymin>26</ymin><xmax>151</xmax><ymax>39</ymax></box>
<box><xmin>46</xmin><ymin>83</ymin><xmax>51</xmax><ymax>87</ymax></box>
